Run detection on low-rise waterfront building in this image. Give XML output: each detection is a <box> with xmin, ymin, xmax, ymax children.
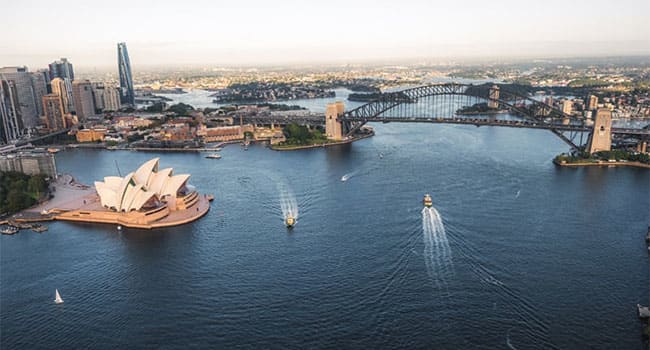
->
<box><xmin>75</xmin><ymin>128</ymin><xmax>107</xmax><ymax>142</ymax></box>
<box><xmin>0</xmin><ymin>150</ymin><xmax>57</xmax><ymax>178</ymax></box>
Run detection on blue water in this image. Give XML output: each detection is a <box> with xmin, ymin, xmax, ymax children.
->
<box><xmin>1</xmin><ymin>123</ymin><xmax>649</xmax><ymax>349</ymax></box>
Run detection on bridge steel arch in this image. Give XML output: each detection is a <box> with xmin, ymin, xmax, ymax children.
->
<box><xmin>340</xmin><ymin>83</ymin><xmax>587</xmax><ymax>150</ymax></box>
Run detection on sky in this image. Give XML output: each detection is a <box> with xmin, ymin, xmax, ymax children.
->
<box><xmin>2</xmin><ymin>0</ymin><xmax>650</xmax><ymax>68</ymax></box>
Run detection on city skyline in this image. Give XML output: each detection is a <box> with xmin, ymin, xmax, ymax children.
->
<box><xmin>3</xmin><ymin>0</ymin><xmax>650</xmax><ymax>68</ymax></box>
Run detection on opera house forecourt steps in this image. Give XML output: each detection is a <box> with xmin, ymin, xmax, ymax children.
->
<box><xmin>55</xmin><ymin>158</ymin><xmax>211</xmax><ymax>229</ymax></box>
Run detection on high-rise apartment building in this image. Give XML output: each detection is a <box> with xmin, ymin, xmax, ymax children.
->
<box><xmin>42</xmin><ymin>94</ymin><xmax>66</xmax><ymax>130</ymax></box>
<box><xmin>48</xmin><ymin>58</ymin><xmax>74</xmax><ymax>81</ymax></box>
<box><xmin>72</xmin><ymin>80</ymin><xmax>96</xmax><ymax>121</ymax></box>
<box><xmin>103</xmin><ymin>86</ymin><xmax>121</xmax><ymax>112</ymax></box>
<box><xmin>92</xmin><ymin>83</ymin><xmax>106</xmax><ymax>111</ymax></box>
<box><xmin>92</xmin><ymin>83</ymin><xmax>121</xmax><ymax>112</ymax></box>
<box><xmin>0</xmin><ymin>67</ymin><xmax>44</xmax><ymax>128</ymax></box>
<box><xmin>0</xmin><ymin>79</ymin><xmax>23</xmax><ymax>143</ymax></box>
<box><xmin>51</xmin><ymin>77</ymin><xmax>72</xmax><ymax>114</ymax></box>
<box><xmin>117</xmin><ymin>42</ymin><xmax>135</xmax><ymax>106</ymax></box>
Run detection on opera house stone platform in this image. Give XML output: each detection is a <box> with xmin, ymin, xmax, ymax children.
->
<box><xmin>55</xmin><ymin>158</ymin><xmax>211</xmax><ymax>229</ymax></box>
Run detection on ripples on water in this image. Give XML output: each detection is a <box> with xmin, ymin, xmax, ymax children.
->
<box><xmin>1</xmin><ymin>123</ymin><xmax>648</xmax><ymax>349</ymax></box>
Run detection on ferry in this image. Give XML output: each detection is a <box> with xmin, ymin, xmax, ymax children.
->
<box><xmin>285</xmin><ymin>216</ymin><xmax>295</xmax><ymax>228</ymax></box>
<box><xmin>423</xmin><ymin>194</ymin><xmax>433</xmax><ymax>208</ymax></box>
<box><xmin>205</xmin><ymin>153</ymin><xmax>222</xmax><ymax>159</ymax></box>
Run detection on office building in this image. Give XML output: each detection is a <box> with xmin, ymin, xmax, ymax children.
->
<box><xmin>72</xmin><ymin>80</ymin><xmax>96</xmax><ymax>121</ymax></box>
<box><xmin>30</xmin><ymin>72</ymin><xmax>48</xmax><ymax>116</ymax></box>
<box><xmin>42</xmin><ymin>94</ymin><xmax>66</xmax><ymax>130</ymax></box>
<box><xmin>36</xmin><ymin>69</ymin><xmax>52</xmax><ymax>93</ymax></box>
<box><xmin>0</xmin><ymin>67</ymin><xmax>41</xmax><ymax>128</ymax></box>
<box><xmin>117</xmin><ymin>42</ymin><xmax>135</xmax><ymax>106</ymax></box>
<box><xmin>0</xmin><ymin>79</ymin><xmax>23</xmax><ymax>143</ymax></box>
<box><xmin>48</xmin><ymin>58</ymin><xmax>74</xmax><ymax>81</ymax></box>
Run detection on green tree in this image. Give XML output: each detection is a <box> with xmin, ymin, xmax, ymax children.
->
<box><xmin>28</xmin><ymin>175</ymin><xmax>46</xmax><ymax>199</ymax></box>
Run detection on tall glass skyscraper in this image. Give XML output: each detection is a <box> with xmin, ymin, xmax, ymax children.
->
<box><xmin>48</xmin><ymin>58</ymin><xmax>74</xmax><ymax>81</ymax></box>
<box><xmin>117</xmin><ymin>42</ymin><xmax>135</xmax><ymax>106</ymax></box>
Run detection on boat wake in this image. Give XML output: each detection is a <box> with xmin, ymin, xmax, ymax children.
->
<box><xmin>340</xmin><ymin>170</ymin><xmax>358</xmax><ymax>182</ymax></box>
<box><xmin>422</xmin><ymin>207</ymin><xmax>453</xmax><ymax>285</ymax></box>
<box><xmin>279</xmin><ymin>186</ymin><xmax>298</xmax><ymax>223</ymax></box>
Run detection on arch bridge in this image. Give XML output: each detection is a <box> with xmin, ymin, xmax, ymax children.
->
<box><xmin>336</xmin><ymin>83</ymin><xmax>649</xmax><ymax>151</ymax></box>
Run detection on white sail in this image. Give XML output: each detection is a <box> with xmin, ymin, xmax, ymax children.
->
<box><xmin>54</xmin><ymin>289</ymin><xmax>64</xmax><ymax>304</ymax></box>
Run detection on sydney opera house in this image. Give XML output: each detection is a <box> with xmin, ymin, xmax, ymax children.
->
<box><xmin>56</xmin><ymin>158</ymin><xmax>211</xmax><ymax>229</ymax></box>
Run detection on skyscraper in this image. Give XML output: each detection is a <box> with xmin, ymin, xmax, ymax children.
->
<box><xmin>48</xmin><ymin>58</ymin><xmax>74</xmax><ymax>81</ymax></box>
<box><xmin>42</xmin><ymin>94</ymin><xmax>66</xmax><ymax>130</ymax></box>
<box><xmin>0</xmin><ymin>79</ymin><xmax>23</xmax><ymax>143</ymax></box>
<box><xmin>30</xmin><ymin>72</ymin><xmax>48</xmax><ymax>116</ymax></box>
<box><xmin>117</xmin><ymin>42</ymin><xmax>135</xmax><ymax>106</ymax></box>
<box><xmin>72</xmin><ymin>80</ymin><xmax>96</xmax><ymax>122</ymax></box>
<box><xmin>0</xmin><ymin>67</ymin><xmax>41</xmax><ymax>128</ymax></box>
<box><xmin>51</xmin><ymin>77</ymin><xmax>71</xmax><ymax>114</ymax></box>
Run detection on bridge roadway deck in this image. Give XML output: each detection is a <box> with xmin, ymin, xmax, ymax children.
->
<box><xmin>343</xmin><ymin>117</ymin><xmax>650</xmax><ymax>136</ymax></box>
<box><xmin>242</xmin><ymin>114</ymin><xmax>649</xmax><ymax>136</ymax></box>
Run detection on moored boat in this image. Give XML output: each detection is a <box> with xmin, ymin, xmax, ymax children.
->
<box><xmin>1</xmin><ymin>226</ymin><xmax>19</xmax><ymax>235</ymax></box>
<box><xmin>31</xmin><ymin>224</ymin><xmax>48</xmax><ymax>233</ymax></box>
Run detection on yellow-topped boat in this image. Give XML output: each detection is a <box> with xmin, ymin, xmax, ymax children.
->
<box><xmin>285</xmin><ymin>216</ymin><xmax>295</xmax><ymax>228</ymax></box>
<box><xmin>423</xmin><ymin>194</ymin><xmax>433</xmax><ymax>208</ymax></box>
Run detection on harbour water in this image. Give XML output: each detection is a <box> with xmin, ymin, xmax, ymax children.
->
<box><xmin>1</xmin><ymin>122</ymin><xmax>649</xmax><ymax>349</ymax></box>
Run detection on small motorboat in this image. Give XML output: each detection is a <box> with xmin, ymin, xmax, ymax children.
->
<box><xmin>205</xmin><ymin>153</ymin><xmax>222</xmax><ymax>159</ymax></box>
<box><xmin>285</xmin><ymin>216</ymin><xmax>295</xmax><ymax>228</ymax></box>
<box><xmin>54</xmin><ymin>289</ymin><xmax>64</xmax><ymax>304</ymax></box>
<box><xmin>341</xmin><ymin>175</ymin><xmax>349</xmax><ymax>182</ymax></box>
<box><xmin>423</xmin><ymin>194</ymin><xmax>433</xmax><ymax>208</ymax></box>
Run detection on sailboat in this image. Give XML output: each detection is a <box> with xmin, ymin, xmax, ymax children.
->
<box><xmin>54</xmin><ymin>289</ymin><xmax>64</xmax><ymax>304</ymax></box>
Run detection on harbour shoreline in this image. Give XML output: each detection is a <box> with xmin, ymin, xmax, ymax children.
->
<box><xmin>553</xmin><ymin>160</ymin><xmax>650</xmax><ymax>169</ymax></box>
<box><xmin>270</xmin><ymin>133</ymin><xmax>374</xmax><ymax>151</ymax></box>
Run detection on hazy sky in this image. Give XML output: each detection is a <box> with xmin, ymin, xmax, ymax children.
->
<box><xmin>2</xmin><ymin>0</ymin><xmax>649</xmax><ymax>68</ymax></box>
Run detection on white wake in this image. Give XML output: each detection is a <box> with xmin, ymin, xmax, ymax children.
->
<box><xmin>422</xmin><ymin>207</ymin><xmax>453</xmax><ymax>283</ymax></box>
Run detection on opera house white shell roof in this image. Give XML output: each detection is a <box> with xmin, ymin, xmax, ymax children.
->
<box><xmin>94</xmin><ymin>158</ymin><xmax>191</xmax><ymax>212</ymax></box>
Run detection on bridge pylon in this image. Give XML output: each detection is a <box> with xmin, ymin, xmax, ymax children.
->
<box><xmin>326</xmin><ymin>101</ymin><xmax>345</xmax><ymax>141</ymax></box>
<box><xmin>586</xmin><ymin>108</ymin><xmax>612</xmax><ymax>154</ymax></box>
<box><xmin>488</xmin><ymin>85</ymin><xmax>500</xmax><ymax>109</ymax></box>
